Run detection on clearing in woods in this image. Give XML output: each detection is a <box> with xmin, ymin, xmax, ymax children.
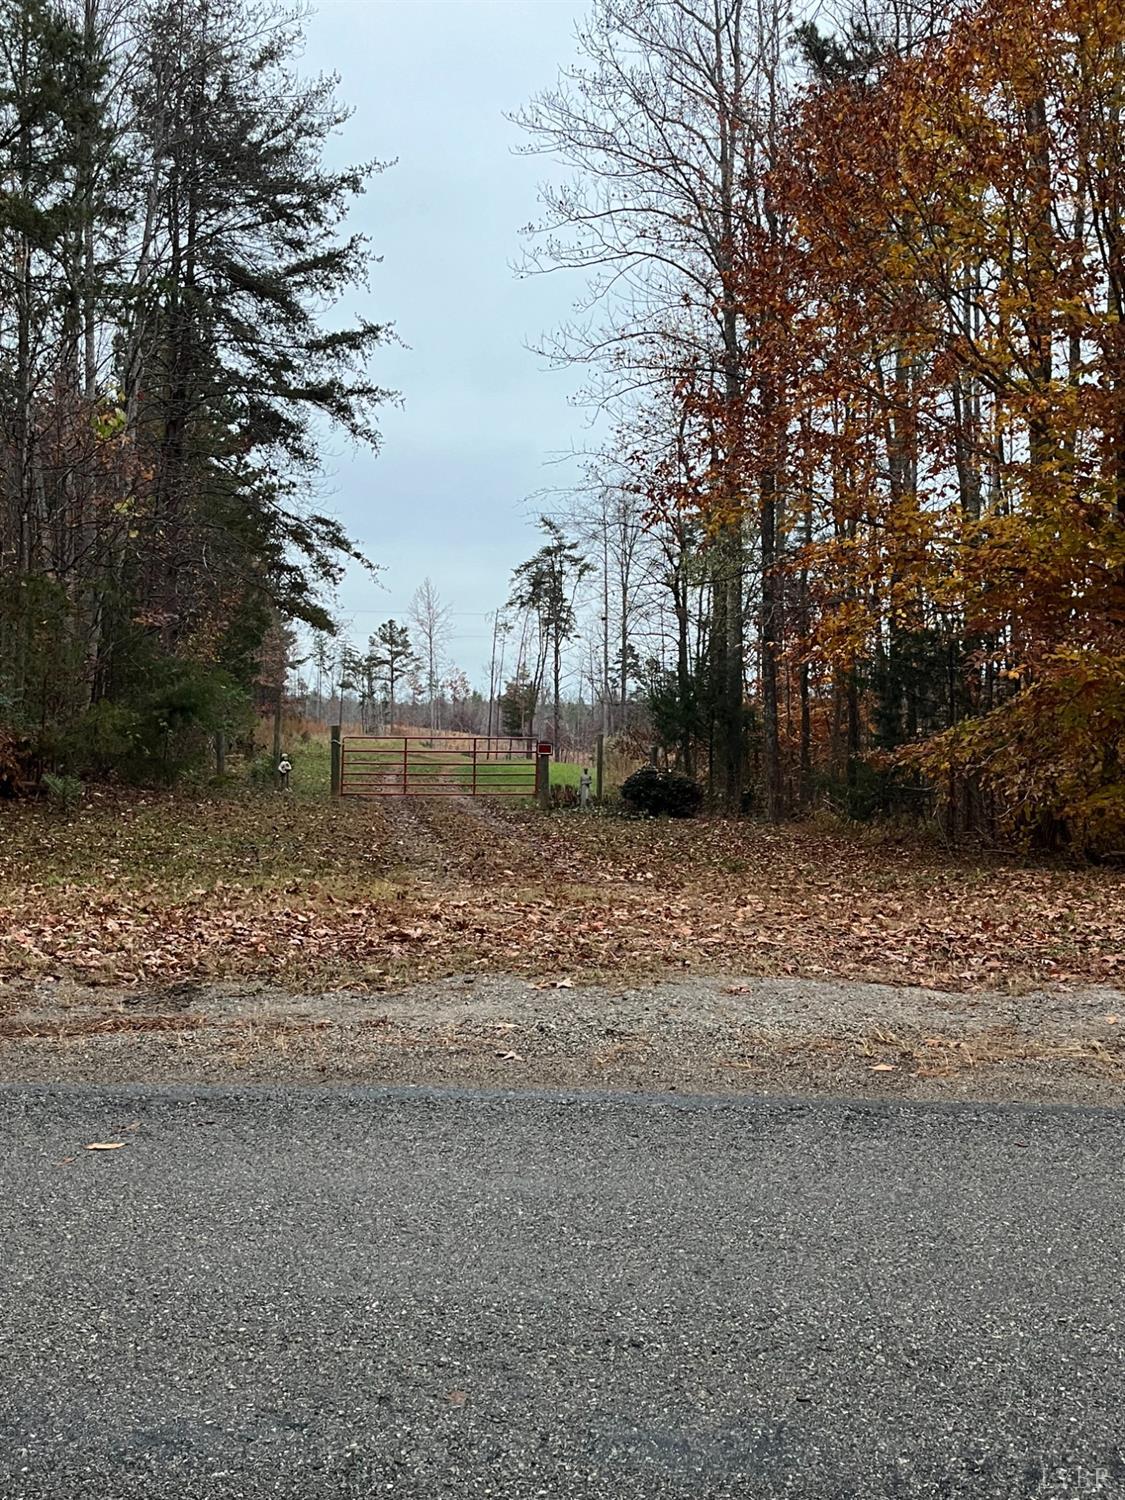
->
<box><xmin>1</xmin><ymin>778</ymin><xmax>1124</xmax><ymax>1101</ymax></box>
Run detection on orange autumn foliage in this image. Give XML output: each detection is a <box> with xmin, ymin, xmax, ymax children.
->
<box><xmin>764</xmin><ymin>0</ymin><xmax>1125</xmax><ymax>849</ymax></box>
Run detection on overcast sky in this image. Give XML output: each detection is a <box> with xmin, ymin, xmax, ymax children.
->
<box><xmin>299</xmin><ymin>0</ymin><xmax>592</xmax><ymax>684</ymax></box>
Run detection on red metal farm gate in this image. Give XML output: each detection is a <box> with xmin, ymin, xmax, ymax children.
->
<box><xmin>334</xmin><ymin>733</ymin><xmax>545</xmax><ymax>799</ymax></box>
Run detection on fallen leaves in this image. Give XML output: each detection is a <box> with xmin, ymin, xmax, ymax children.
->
<box><xmin>1</xmin><ymin>792</ymin><xmax>1124</xmax><ymax>998</ymax></box>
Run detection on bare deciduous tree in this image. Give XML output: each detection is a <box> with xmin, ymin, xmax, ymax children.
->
<box><xmin>515</xmin><ymin>0</ymin><xmax>791</xmax><ymax>813</ymax></box>
<box><xmin>409</xmin><ymin>578</ymin><xmax>453</xmax><ymax>732</ymax></box>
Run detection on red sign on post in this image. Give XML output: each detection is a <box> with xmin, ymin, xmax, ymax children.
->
<box><xmin>537</xmin><ymin>742</ymin><xmax>552</xmax><ymax>755</ymax></box>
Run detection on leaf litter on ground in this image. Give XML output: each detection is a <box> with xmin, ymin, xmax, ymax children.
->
<box><xmin>1</xmin><ymin>789</ymin><xmax>1123</xmax><ymax>1005</ymax></box>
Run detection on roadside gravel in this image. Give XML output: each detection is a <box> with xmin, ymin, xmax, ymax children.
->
<box><xmin>2</xmin><ymin>972</ymin><xmax>1123</xmax><ymax>1106</ymax></box>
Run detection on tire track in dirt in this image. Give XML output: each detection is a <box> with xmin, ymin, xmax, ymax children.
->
<box><xmin>376</xmin><ymin>797</ymin><xmax>576</xmax><ymax>885</ymax></box>
<box><xmin>377</xmin><ymin>798</ymin><xmax>447</xmax><ymax>878</ymax></box>
<box><xmin>413</xmin><ymin>797</ymin><xmax>579</xmax><ymax>883</ymax></box>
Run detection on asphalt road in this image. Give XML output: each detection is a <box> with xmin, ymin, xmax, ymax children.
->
<box><xmin>2</xmin><ymin>1084</ymin><xmax>1124</xmax><ymax>1500</ymax></box>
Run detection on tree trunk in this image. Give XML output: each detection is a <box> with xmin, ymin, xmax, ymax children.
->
<box><xmin>674</xmin><ymin>579</ymin><xmax>694</xmax><ymax>778</ymax></box>
<box><xmin>552</xmin><ymin>630</ymin><xmax>562</xmax><ymax>751</ymax></box>
<box><xmin>760</xmin><ymin>466</ymin><xmax>782</xmax><ymax>822</ymax></box>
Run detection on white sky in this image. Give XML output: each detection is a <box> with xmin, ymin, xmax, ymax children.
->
<box><xmin>298</xmin><ymin>0</ymin><xmax>593</xmax><ymax>683</ymax></box>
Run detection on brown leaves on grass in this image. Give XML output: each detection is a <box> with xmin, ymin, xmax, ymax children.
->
<box><xmin>0</xmin><ymin>786</ymin><xmax>396</xmax><ymax>892</ymax></box>
<box><xmin>0</xmin><ymin>793</ymin><xmax>1123</xmax><ymax>997</ymax></box>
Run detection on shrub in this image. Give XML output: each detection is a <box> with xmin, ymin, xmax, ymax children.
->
<box><xmin>620</xmin><ymin>764</ymin><xmax>703</xmax><ymax>818</ymax></box>
<box><xmin>42</xmin><ymin>771</ymin><xmax>84</xmax><ymax>814</ymax></box>
<box><xmin>249</xmin><ymin>751</ymin><xmax>278</xmax><ymax>788</ymax></box>
<box><xmin>898</xmin><ymin>648</ymin><xmax>1125</xmax><ymax>855</ymax></box>
<box><xmin>45</xmin><ymin>665</ymin><xmax>252</xmax><ymax>784</ymax></box>
<box><xmin>0</xmin><ymin>728</ymin><xmax>37</xmax><ymax>798</ymax></box>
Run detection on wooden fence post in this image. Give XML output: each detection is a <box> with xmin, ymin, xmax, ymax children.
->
<box><xmin>330</xmin><ymin>724</ymin><xmax>342</xmax><ymax>797</ymax></box>
<box><xmin>537</xmin><ymin>742</ymin><xmax>551</xmax><ymax>810</ymax></box>
<box><xmin>595</xmin><ymin>733</ymin><xmax>605</xmax><ymax>803</ymax></box>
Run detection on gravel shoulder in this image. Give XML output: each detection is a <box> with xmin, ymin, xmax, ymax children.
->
<box><xmin>2</xmin><ymin>972</ymin><xmax>1124</xmax><ymax>1106</ymax></box>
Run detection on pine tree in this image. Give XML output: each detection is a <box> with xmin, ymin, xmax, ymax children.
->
<box><xmin>368</xmin><ymin>620</ymin><xmax>416</xmax><ymax>730</ymax></box>
<box><xmin>0</xmin><ymin>0</ymin><xmax>394</xmax><ymax>778</ymax></box>
<box><xmin>509</xmin><ymin>519</ymin><xmax>591</xmax><ymax>752</ymax></box>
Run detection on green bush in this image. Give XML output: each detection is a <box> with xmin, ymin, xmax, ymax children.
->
<box><xmin>814</xmin><ymin>760</ymin><xmax>934</xmax><ymax>824</ymax></box>
<box><xmin>248</xmin><ymin>751</ymin><xmax>277</xmax><ymax>788</ymax></box>
<box><xmin>42</xmin><ymin>771</ymin><xmax>84</xmax><ymax>814</ymax></box>
<box><xmin>46</xmin><ymin>664</ymin><xmax>252</xmax><ymax>784</ymax></box>
<box><xmin>620</xmin><ymin>764</ymin><xmax>703</xmax><ymax>818</ymax></box>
